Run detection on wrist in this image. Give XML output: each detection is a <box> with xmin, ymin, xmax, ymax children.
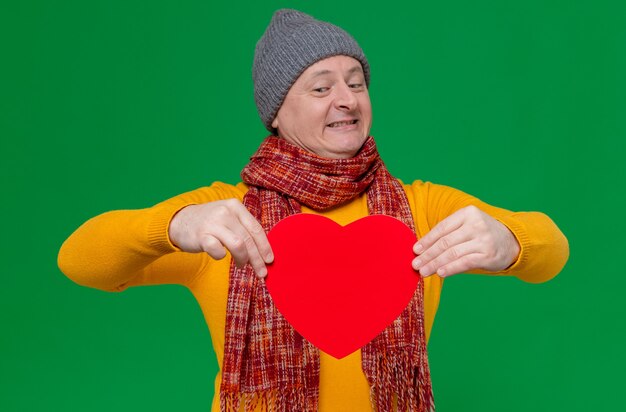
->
<box><xmin>168</xmin><ymin>204</ymin><xmax>195</xmax><ymax>250</ymax></box>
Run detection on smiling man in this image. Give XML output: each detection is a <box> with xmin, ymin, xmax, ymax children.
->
<box><xmin>58</xmin><ymin>9</ymin><xmax>569</xmax><ymax>412</ymax></box>
<box><xmin>271</xmin><ymin>56</ymin><xmax>372</xmax><ymax>159</ymax></box>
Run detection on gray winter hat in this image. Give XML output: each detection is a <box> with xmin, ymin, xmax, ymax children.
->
<box><xmin>253</xmin><ymin>9</ymin><xmax>370</xmax><ymax>132</ymax></box>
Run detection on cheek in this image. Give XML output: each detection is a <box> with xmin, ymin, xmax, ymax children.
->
<box><xmin>305</xmin><ymin>103</ymin><xmax>331</xmax><ymax>131</ymax></box>
<box><xmin>360</xmin><ymin>95</ymin><xmax>372</xmax><ymax>118</ymax></box>
<box><xmin>277</xmin><ymin>105</ymin><xmax>304</xmax><ymax>133</ymax></box>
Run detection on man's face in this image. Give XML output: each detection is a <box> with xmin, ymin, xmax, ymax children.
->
<box><xmin>271</xmin><ymin>55</ymin><xmax>372</xmax><ymax>159</ymax></box>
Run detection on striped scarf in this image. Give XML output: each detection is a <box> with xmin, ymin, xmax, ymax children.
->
<box><xmin>220</xmin><ymin>136</ymin><xmax>434</xmax><ymax>411</ymax></box>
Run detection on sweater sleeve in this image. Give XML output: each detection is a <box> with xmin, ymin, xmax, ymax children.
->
<box><xmin>407</xmin><ymin>180</ymin><xmax>569</xmax><ymax>284</ymax></box>
<box><xmin>57</xmin><ymin>182</ymin><xmax>246</xmax><ymax>292</ymax></box>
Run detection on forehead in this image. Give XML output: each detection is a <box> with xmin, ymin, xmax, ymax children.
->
<box><xmin>297</xmin><ymin>55</ymin><xmax>364</xmax><ymax>82</ymax></box>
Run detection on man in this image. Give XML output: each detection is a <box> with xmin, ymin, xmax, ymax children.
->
<box><xmin>58</xmin><ymin>9</ymin><xmax>569</xmax><ymax>412</ymax></box>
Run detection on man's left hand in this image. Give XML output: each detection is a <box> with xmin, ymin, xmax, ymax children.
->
<box><xmin>412</xmin><ymin>205</ymin><xmax>521</xmax><ymax>278</ymax></box>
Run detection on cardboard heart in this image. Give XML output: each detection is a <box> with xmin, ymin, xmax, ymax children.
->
<box><xmin>266</xmin><ymin>214</ymin><xmax>419</xmax><ymax>359</ymax></box>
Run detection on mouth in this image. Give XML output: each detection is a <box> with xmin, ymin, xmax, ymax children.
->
<box><xmin>327</xmin><ymin>119</ymin><xmax>358</xmax><ymax>128</ymax></box>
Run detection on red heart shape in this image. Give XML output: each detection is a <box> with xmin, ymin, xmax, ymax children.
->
<box><xmin>266</xmin><ymin>214</ymin><xmax>419</xmax><ymax>359</ymax></box>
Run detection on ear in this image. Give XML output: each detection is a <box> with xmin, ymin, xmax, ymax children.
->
<box><xmin>271</xmin><ymin>117</ymin><xmax>279</xmax><ymax>129</ymax></box>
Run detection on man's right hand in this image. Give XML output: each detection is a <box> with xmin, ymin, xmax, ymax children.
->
<box><xmin>168</xmin><ymin>199</ymin><xmax>274</xmax><ymax>278</ymax></box>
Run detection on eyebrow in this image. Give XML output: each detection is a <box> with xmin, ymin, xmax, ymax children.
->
<box><xmin>309</xmin><ymin>65</ymin><xmax>363</xmax><ymax>78</ymax></box>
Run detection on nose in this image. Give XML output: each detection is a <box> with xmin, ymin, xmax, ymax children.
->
<box><xmin>333</xmin><ymin>81</ymin><xmax>357</xmax><ymax>111</ymax></box>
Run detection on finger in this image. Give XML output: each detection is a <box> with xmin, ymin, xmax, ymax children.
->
<box><xmin>210</xmin><ymin>225</ymin><xmax>250</xmax><ymax>269</ymax></box>
<box><xmin>199</xmin><ymin>234</ymin><xmax>227</xmax><ymax>260</ymax></box>
<box><xmin>223</xmin><ymin>218</ymin><xmax>268</xmax><ymax>278</ymax></box>
<box><xmin>233</xmin><ymin>203</ymin><xmax>274</xmax><ymax>263</ymax></box>
<box><xmin>412</xmin><ymin>229</ymin><xmax>472</xmax><ymax>272</ymax></box>
<box><xmin>434</xmin><ymin>252</ymin><xmax>484</xmax><ymax>278</ymax></box>
<box><xmin>413</xmin><ymin>210</ymin><xmax>466</xmax><ymax>254</ymax></box>
<box><xmin>416</xmin><ymin>240</ymin><xmax>476</xmax><ymax>277</ymax></box>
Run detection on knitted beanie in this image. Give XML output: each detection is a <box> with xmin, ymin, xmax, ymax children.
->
<box><xmin>253</xmin><ymin>9</ymin><xmax>370</xmax><ymax>131</ymax></box>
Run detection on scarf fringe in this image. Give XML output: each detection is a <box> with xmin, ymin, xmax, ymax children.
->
<box><xmin>369</xmin><ymin>350</ymin><xmax>435</xmax><ymax>412</ymax></box>
<box><xmin>220</xmin><ymin>388</ymin><xmax>314</xmax><ymax>412</ymax></box>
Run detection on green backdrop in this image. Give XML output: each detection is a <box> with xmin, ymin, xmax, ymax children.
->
<box><xmin>2</xmin><ymin>0</ymin><xmax>624</xmax><ymax>410</ymax></box>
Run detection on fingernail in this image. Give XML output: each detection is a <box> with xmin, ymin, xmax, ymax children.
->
<box><xmin>412</xmin><ymin>259</ymin><xmax>422</xmax><ymax>270</ymax></box>
<box><xmin>414</xmin><ymin>244</ymin><xmax>423</xmax><ymax>254</ymax></box>
<box><xmin>437</xmin><ymin>268</ymin><xmax>445</xmax><ymax>277</ymax></box>
<box><xmin>266</xmin><ymin>252</ymin><xmax>274</xmax><ymax>263</ymax></box>
<box><xmin>258</xmin><ymin>267</ymin><xmax>267</xmax><ymax>278</ymax></box>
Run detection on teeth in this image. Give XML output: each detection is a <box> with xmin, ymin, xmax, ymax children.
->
<box><xmin>329</xmin><ymin>120</ymin><xmax>356</xmax><ymax>127</ymax></box>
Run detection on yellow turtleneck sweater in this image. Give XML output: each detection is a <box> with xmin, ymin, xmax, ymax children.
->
<box><xmin>58</xmin><ymin>180</ymin><xmax>569</xmax><ymax>411</ymax></box>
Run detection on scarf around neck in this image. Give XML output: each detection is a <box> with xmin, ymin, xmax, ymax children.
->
<box><xmin>220</xmin><ymin>136</ymin><xmax>434</xmax><ymax>411</ymax></box>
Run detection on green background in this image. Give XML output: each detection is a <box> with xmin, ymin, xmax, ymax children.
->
<box><xmin>2</xmin><ymin>0</ymin><xmax>624</xmax><ymax>410</ymax></box>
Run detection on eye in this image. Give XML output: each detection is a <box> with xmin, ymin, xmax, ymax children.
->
<box><xmin>313</xmin><ymin>87</ymin><xmax>330</xmax><ymax>93</ymax></box>
<box><xmin>349</xmin><ymin>83</ymin><xmax>364</xmax><ymax>89</ymax></box>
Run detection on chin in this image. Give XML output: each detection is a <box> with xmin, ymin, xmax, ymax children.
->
<box><xmin>326</xmin><ymin>137</ymin><xmax>367</xmax><ymax>159</ymax></box>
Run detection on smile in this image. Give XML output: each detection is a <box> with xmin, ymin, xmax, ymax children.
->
<box><xmin>327</xmin><ymin>120</ymin><xmax>358</xmax><ymax>128</ymax></box>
